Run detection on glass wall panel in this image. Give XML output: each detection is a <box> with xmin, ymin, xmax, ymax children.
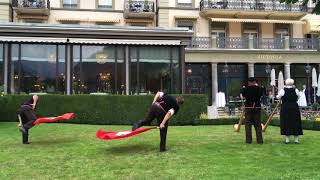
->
<box><xmin>255</xmin><ymin>63</ymin><xmax>283</xmax><ymax>96</ymax></box>
<box><xmin>11</xmin><ymin>44</ymin><xmax>19</xmax><ymax>93</ymax></box>
<box><xmin>57</xmin><ymin>45</ymin><xmax>66</xmax><ymax>93</ymax></box>
<box><xmin>291</xmin><ymin>64</ymin><xmax>318</xmax><ymax>90</ymax></box>
<box><xmin>130</xmin><ymin>47</ymin><xmax>138</xmax><ymax>95</ymax></box>
<box><xmin>19</xmin><ymin>44</ymin><xmax>57</xmax><ymax>93</ymax></box>
<box><xmin>218</xmin><ymin>64</ymin><xmax>247</xmax><ymax>102</ymax></box>
<box><xmin>0</xmin><ymin>44</ymin><xmax>3</xmax><ymax>92</ymax></box>
<box><xmin>72</xmin><ymin>45</ymin><xmax>81</xmax><ymax>94</ymax></box>
<box><xmin>172</xmin><ymin>47</ymin><xmax>181</xmax><ymax>94</ymax></box>
<box><xmin>185</xmin><ymin>63</ymin><xmax>210</xmax><ymax>104</ymax></box>
<box><xmin>117</xmin><ymin>46</ymin><xmax>125</xmax><ymax>94</ymax></box>
<box><xmin>139</xmin><ymin>46</ymin><xmax>171</xmax><ymax>94</ymax></box>
<box><xmin>82</xmin><ymin>45</ymin><xmax>115</xmax><ymax>94</ymax></box>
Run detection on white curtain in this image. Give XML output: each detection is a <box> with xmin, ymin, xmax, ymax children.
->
<box><xmin>63</xmin><ymin>0</ymin><xmax>77</xmax><ymax>5</ymax></box>
<box><xmin>178</xmin><ymin>0</ymin><xmax>192</xmax><ymax>3</ymax></box>
<box><xmin>99</xmin><ymin>0</ymin><xmax>112</xmax><ymax>6</ymax></box>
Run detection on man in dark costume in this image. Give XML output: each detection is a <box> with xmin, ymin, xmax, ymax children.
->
<box><xmin>17</xmin><ymin>95</ymin><xmax>38</xmax><ymax>144</ymax></box>
<box><xmin>132</xmin><ymin>91</ymin><xmax>184</xmax><ymax>152</ymax></box>
<box><xmin>277</xmin><ymin>79</ymin><xmax>303</xmax><ymax>144</ymax></box>
<box><xmin>240</xmin><ymin>77</ymin><xmax>264</xmax><ymax>144</ymax></box>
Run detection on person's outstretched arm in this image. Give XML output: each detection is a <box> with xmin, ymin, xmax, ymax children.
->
<box><xmin>152</xmin><ymin>91</ymin><xmax>164</xmax><ymax>104</ymax></box>
<box><xmin>32</xmin><ymin>95</ymin><xmax>39</xmax><ymax>110</ymax></box>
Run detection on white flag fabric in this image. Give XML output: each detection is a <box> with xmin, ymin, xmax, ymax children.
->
<box><xmin>270</xmin><ymin>69</ymin><xmax>276</xmax><ymax>86</ymax></box>
<box><xmin>278</xmin><ymin>71</ymin><xmax>284</xmax><ymax>91</ymax></box>
<box><xmin>312</xmin><ymin>68</ymin><xmax>318</xmax><ymax>88</ymax></box>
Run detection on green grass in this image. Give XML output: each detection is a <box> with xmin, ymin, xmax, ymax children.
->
<box><xmin>1</xmin><ymin>123</ymin><xmax>320</xmax><ymax>180</ymax></box>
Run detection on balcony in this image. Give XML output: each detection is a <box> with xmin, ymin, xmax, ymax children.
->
<box><xmin>124</xmin><ymin>0</ymin><xmax>155</xmax><ymax>19</ymax></box>
<box><xmin>199</xmin><ymin>0</ymin><xmax>307</xmax><ymax>20</ymax></box>
<box><xmin>188</xmin><ymin>36</ymin><xmax>319</xmax><ymax>50</ymax></box>
<box><xmin>12</xmin><ymin>0</ymin><xmax>50</xmax><ymax>16</ymax></box>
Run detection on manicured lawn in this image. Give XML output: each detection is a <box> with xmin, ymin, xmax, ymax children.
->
<box><xmin>0</xmin><ymin>122</ymin><xmax>319</xmax><ymax>180</ymax></box>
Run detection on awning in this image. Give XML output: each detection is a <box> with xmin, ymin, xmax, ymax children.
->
<box><xmin>211</xmin><ymin>18</ymin><xmax>306</xmax><ymax>24</ymax></box>
<box><xmin>174</xmin><ymin>15</ymin><xmax>198</xmax><ymax>20</ymax></box>
<box><xmin>16</xmin><ymin>15</ymin><xmax>48</xmax><ymax>19</ymax></box>
<box><xmin>124</xmin><ymin>19</ymin><xmax>153</xmax><ymax>23</ymax></box>
<box><xmin>56</xmin><ymin>17</ymin><xmax>88</xmax><ymax>22</ymax></box>
<box><xmin>0</xmin><ymin>36</ymin><xmax>67</xmax><ymax>43</ymax></box>
<box><xmin>69</xmin><ymin>38</ymin><xmax>181</xmax><ymax>45</ymax></box>
<box><xmin>0</xmin><ymin>36</ymin><xmax>181</xmax><ymax>45</ymax></box>
<box><xmin>307</xmin><ymin>20</ymin><xmax>320</xmax><ymax>33</ymax></box>
<box><xmin>88</xmin><ymin>18</ymin><xmax>120</xmax><ymax>23</ymax></box>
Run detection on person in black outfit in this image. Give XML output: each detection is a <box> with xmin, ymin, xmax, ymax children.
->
<box><xmin>17</xmin><ymin>95</ymin><xmax>38</xmax><ymax>144</ymax></box>
<box><xmin>132</xmin><ymin>91</ymin><xmax>184</xmax><ymax>152</ymax></box>
<box><xmin>277</xmin><ymin>79</ymin><xmax>303</xmax><ymax>144</ymax></box>
<box><xmin>240</xmin><ymin>77</ymin><xmax>264</xmax><ymax>144</ymax></box>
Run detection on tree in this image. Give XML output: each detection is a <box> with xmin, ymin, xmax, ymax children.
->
<box><xmin>280</xmin><ymin>0</ymin><xmax>320</xmax><ymax>14</ymax></box>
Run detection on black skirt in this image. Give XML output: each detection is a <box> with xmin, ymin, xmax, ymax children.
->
<box><xmin>280</xmin><ymin>102</ymin><xmax>303</xmax><ymax>135</ymax></box>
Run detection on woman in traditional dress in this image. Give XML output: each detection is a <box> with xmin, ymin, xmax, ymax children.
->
<box><xmin>276</xmin><ymin>79</ymin><xmax>303</xmax><ymax>144</ymax></box>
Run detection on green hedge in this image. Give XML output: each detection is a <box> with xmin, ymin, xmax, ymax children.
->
<box><xmin>0</xmin><ymin>94</ymin><xmax>207</xmax><ymax>125</ymax></box>
<box><xmin>196</xmin><ymin>117</ymin><xmax>320</xmax><ymax>131</ymax></box>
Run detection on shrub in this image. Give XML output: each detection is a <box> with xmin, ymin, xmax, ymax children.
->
<box><xmin>0</xmin><ymin>94</ymin><xmax>207</xmax><ymax>125</ymax></box>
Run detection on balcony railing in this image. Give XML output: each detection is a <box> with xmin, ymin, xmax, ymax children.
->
<box><xmin>12</xmin><ymin>0</ymin><xmax>50</xmax><ymax>9</ymax></box>
<box><xmin>125</xmin><ymin>0</ymin><xmax>155</xmax><ymax>13</ymax></box>
<box><xmin>189</xmin><ymin>37</ymin><xmax>319</xmax><ymax>50</ymax></box>
<box><xmin>200</xmin><ymin>0</ymin><xmax>307</xmax><ymax>12</ymax></box>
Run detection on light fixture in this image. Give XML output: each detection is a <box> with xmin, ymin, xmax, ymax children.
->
<box><xmin>48</xmin><ymin>54</ymin><xmax>56</xmax><ymax>63</ymax></box>
<box><xmin>187</xmin><ymin>68</ymin><xmax>192</xmax><ymax>75</ymax></box>
<box><xmin>222</xmin><ymin>63</ymin><xmax>229</xmax><ymax>74</ymax></box>
<box><xmin>305</xmin><ymin>64</ymin><xmax>311</xmax><ymax>75</ymax></box>
<box><xmin>96</xmin><ymin>53</ymin><xmax>108</xmax><ymax>64</ymax></box>
<box><xmin>265</xmin><ymin>64</ymin><xmax>271</xmax><ymax>74</ymax></box>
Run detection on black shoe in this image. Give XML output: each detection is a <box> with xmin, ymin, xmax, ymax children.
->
<box><xmin>19</xmin><ymin>126</ymin><xmax>27</xmax><ymax>134</ymax></box>
<box><xmin>23</xmin><ymin>142</ymin><xmax>30</xmax><ymax>144</ymax></box>
<box><xmin>294</xmin><ymin>142</ymin><xmax>299</xmax><ymax>144</ymax></box>
<box><xmin>160</xmin><ymin>149</ymin><xmax>166</xmax><ymax>152</ymax></box>
<box><xmin>132</xmin><ymin>123</ymin><xmax>140</xmax><ymax>131</ymax></box>
<box><xmin>285</xmin><ymin>142</ymin><xmax>290</xmax><ymax>144</ymax></box>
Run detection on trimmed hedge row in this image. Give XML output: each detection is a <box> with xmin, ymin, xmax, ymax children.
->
<box><xmin>196</xmin><ymin>117</ymin><xmax>320</xmax><ymax>131</ymax></box>
<box><xmin>0</xmin><ymin>94</ymin><xmax>208</xmax><ymax>125</ymax></box>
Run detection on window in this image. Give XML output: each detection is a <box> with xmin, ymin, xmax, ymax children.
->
<box><xmin>97</xmin><ymin>0</ymin><xmax>112</xmax><ymax>9</ymax></box>
<box><xmin>212</xmin><ymin>22</ymin><xmax>227</xmax><ymax>48</ymax></box>
<box><xmin>218</xmin><ymin>64</ymin><xmax>248</xmax><ymax>102</ymax></box>
<box><xmin>185</xmin><ymin>63</ymin><xmax>210</xmax><ymax>94</ymax></box>
<box><xmin>10</xmin><ymin>44</ymin><xmax>66</xmax><ymax>94</ymax></box>
<box><xmin>130</xmin><ymin>46</ymin><xmax>181</xmax><ymax>95</ymax></box>
<box><xmin>177</xmin><ymin>0</ymin><xmax>192</xmax><ymax>8</ymax></box>
<box><xmin>62</xmin><ymin>0</ymin><xmax>78</xmax><ymax>8</ymax></box>
<box><xmin>72</xmin><ymin>45</ymin><xmax>124</xmax><ymax>94</ymax></box>
<box><xmin>176</xmin><ymin>21</ymin><xmax>195</xmax><ymax>31</ymax></box>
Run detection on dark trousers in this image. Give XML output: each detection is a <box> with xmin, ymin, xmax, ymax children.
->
<box><xmin>245</xmin><ymin>109</ymin><xmax>263</xmax><ymax>144</ymax></box>
<box><xmin>133</xmin><ymin>103</ymin><xmax>168</xmax><ymax>151</ymax></box>
<box><xmin>18</xmin><ymin>106</ymin><xmax>37</xmax><ymax>144</ymax></box>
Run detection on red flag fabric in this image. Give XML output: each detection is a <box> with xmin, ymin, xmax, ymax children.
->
<box><xmin>33</xmin><ymin>113</ymin><xmax>75</xmax><ymax>125</ymax></box>
<box><xmin>96</xmin><ymin>127</ymin><xmax>156</xmax><ymax>140</ymax></box>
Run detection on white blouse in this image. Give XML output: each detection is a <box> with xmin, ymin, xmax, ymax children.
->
<box><xmin>276</xmin><ymin>86</ymin><xmax>300</xmax><ymax>99</ymax></box>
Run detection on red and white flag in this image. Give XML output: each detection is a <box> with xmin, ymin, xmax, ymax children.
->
<box><xmin>33</xmin><ymin>113</ymin><xmax>75</xmax><ymax>125</ymax></box>
<box><xmin>96</xmin><ymin>127</ymin><xmax>156</xmax><ymax>140</ymax></box>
